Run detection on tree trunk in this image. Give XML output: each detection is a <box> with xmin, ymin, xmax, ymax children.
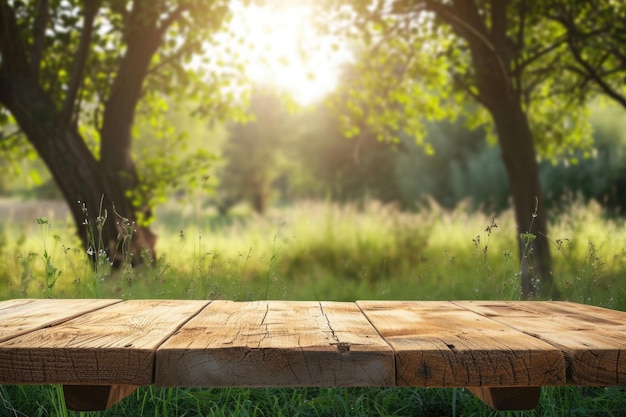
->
<box><xmin>473</xmin><ymin>61</ymin><xmax>560</xmax><ymax>299</ymax></box>
<box><xmin>469</xmin><ymin>48</ymin><xmax>560</xmax><ymax>299</ymax></box>
<box><xmin>0</xmin><ymin>72</ymin><xmax>156</xmax><ymax>267</ymax></box>
<box><xmin>436</xmin><ymin>0</ymin><xmax>561</xmax><ymax>299</ymax></box>
<box><xmin>490</xmin><ymin>101</ymin><xmax>560</xmax><ymax>299</ymax></box>
<box><xmin>100</xmin><ymin>17</ymin><xmax>161</xmax><ymax>195</ymax></box>
<box><xmin>0</xmin><ymin>0</ymin><xmax>158</xmax><ymax>267</ymax></box>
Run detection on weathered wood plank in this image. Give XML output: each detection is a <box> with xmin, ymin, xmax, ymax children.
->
<box><xmin>156</xmin><ymin>300</ymin><xmax>394</xmax><ymax>387</ymax></box>
<box><xmin>357</xmin><ymin>301</ymin><xmax>565</xmax><ymax>387</ymax></box>
<box><xmin>455</xmin><ymin>300</ymin><xmax>626</xmax><ymax>386</ymax></box>
<box><xmin>454</xmin><ymin>301</ymin><xmax>626</xmax><ymax>331</ymax></box>
<box><xmin>0</xmin><ymin>299</ymin><xmax>622</xmax><ymax>412</ymax></box>
<box><xmin>0</xmin><ymin>300</ymin><xmax>209</xmax><ymax>385</ymax></box>
<box><xmin>0</xmin><ymin>299</ymin><xmax>120</xmax><ymax>343</ymax></box>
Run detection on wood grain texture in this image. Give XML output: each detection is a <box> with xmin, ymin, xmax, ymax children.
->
<box><xmin>1</xmin><ymin>298</ymin><xmax>625</xmax><ymax>412</ymax></box>
<box><xmin>456</xmin><ymin>300</ymin><xmax>626</xmax><ymax>385</ymax></box>
<box><xmin>156</xmin><ymin>300</ymin><xmax>394</xmax><ymax>387</ymax></box>
<box><xmin>357</xmin><ymin>301</ymin><xmax>566</xmax><ymax>387</ymax></box>
<box><xmin>0</xmin><ymin>300</ymin><xmax>209</xmax><ymax>385</ymax></box>
<box><xmin>0</xmin><ymin>299</ymin><xmax>120</xmax><ymax>343</ymax></box>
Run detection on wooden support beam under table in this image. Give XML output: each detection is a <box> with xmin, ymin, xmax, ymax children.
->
<box><xmin>467</xmin><ymin>387</ymin><xmax>541</xmax><ymax>410</ymax></box>
<box><xmin>63</xmin><ymin>384</ymin><xmax>141</xmax><ymax>411</ymax></box>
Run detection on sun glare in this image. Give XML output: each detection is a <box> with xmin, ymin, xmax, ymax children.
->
<box><xmin>228</xmin><ymin>3</ymin><xmax>349</xmax><ymax>105</ymax></box>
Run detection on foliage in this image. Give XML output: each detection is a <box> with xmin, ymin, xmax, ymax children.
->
<box><xmin>4</xmin><ymin>384</ymin><xmax>625</xmax><ymax>417</ymax></box>
<box><xmin>294</xmin><ymin>103</ymin><xmax>404</xmax><ymax>203</ymax></box>
<box><xmin>546</xmin><ymin>0</ymin><xmax>626</xmax><ymax>109</ymax></box>
<box><xmin>0</xmin><ymin>0</ymin><xmax>249</xmax><ymax>260</ymax></box>
<box><xmin>2</xmin><ymin>199</ymin><xmax>625</xmax><ymax>308</ymax></box>
<box><xmin>0</xmin><ymin>0</ymin><xmax>241</xmax><ymax>134</ymax></box>
<box><xmin>394</xmin><ymin>116</ymin><xmax>497</xmax><ymax>209</ymax></box>
<box><xmin>217</xmin><ymin>89</ymin><xmax>405</xmax><ymax>213</ymax></box>
<box><xmin>320</xmin><ymin>1</ymin><xmax>594</xmax><ymax>161</ymax></box>
<box><xmin>4</xmin><ymin>99</ymin><xmax>626</xmax><ymax>221</ymax></box>
<box><xmin>218</xmin><ymin>89</ymin><xmax>293</xmax><ymax>214</ymax></box>
<box><xmin>132</xmin><ymin>98</ymin><xmax>227</xmax><ymax>224</ymax></box>
<box><xmin>396</xmin><ymin>102</ymin><xmax>626</xmax><ymax>214</ymax></box>
<box><xmin>316</xmin><ymin>0</ymin><xmax>616</xmax><ymax>298</ymax></box>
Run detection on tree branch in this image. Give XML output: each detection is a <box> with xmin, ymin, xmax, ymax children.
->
<box><xmin>159</xmin><ymin>4</ymin><xmax>189</xmax><ymax>37</ymax></box>
<box><xmin>568</xmin><ymin>36</ymin><xmax>626</xmax><ymax>108</ymax></box>
<box><xmin>555</xmin><ymin>5</ymin><xmax>626</xmax><ymax>103</ymax></box>
<box><xmin>512</xmin><ymin>0</ymin><xmax>527</xmax><ymax>93</ymax></box>
<box><xmin>0</xmin><ymin>0</ymin><xmax>30</xmax><ymax>75</ymax></box>
<box><xmin>99</xmin><ymin>0</ymin><xmax>164</xmax><ymax>172</ymax></box>
<box><xmin>30</xmin><ymin>0</ymin><xmax>49</xmax><ymax>80</ymax></box>
<box><xmin>515</xmin><ymin>35</ymin><xmax>568</xmax><ymax>72</ymax></box>
<box><xmin>607</xmin><ymin>44</ymin><xmax>626</xmax><ymax>66</ymax></box>
<box><xmin>452</xmin><ymin>72</ymin><xmax>486</xmax><ymax>107</ymax></box>
<box><xmin>490</xmin><ymin>0</ymin><xmax>509</xmax><ymax>46</ymax></box>
<box><xmin>60</xmin><ymin>0</ymin><xmax>101</xmax><ymax>128</ymax></box>
<box><xmin>425</xmin><ymin>0</ymin><xmax>490</xmax><ymax>42</ymax></box>
<box><xmin>423</xmin><ymin>0</ymin><xmax>496</xmax><ymax>63</ymax></box>
<box><xmin>425</xmin><ymin>0</ymin><xmax>512</xmax><ymax>96</ymax></box>
<box><xmin>522</xmin><ymin>54</ymin><xmax>564</xmax><ymax>98</ymax></box>
<box><xmin>150</xmin><ymin>46</ymin><xmax>201</xmax><ymax>80</ymax></box>
<box><xmin>515</xmin><ymin>0</ymin><xmax>526</xmax><ymax>51</ymax></box>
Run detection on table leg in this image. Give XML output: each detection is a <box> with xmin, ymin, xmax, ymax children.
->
<box><xmin>63</xmin><ymin>384</ymin><xmax>140</xmax><ymax>411</ymax></box>
<box><xmin>467</xmin><ymin>386</ymin><xmax>541</xmax><ymax>410</ymax></box>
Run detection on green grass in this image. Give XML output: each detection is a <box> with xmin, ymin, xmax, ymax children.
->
<box><xmin>2</xmin><ymin>384</ymin><xmax>625</xmax><ymax>417</ymax></box>
<box><xmin>2</xmin><ymin>198</ymin><xmax>625</xmax><ymax>307</ymax></box>
<box><xmin>1</xmin><ymin>198</ymin><xmax>626</xmax><ymax>416</ymax></box>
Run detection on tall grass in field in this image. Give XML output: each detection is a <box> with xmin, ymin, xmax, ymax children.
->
<box><xmin>2</xmin><ymin>198</ymin><xmax>625</xmax><ymax>309</ymax></box>
<box><xmin>2</xmin><ymin>197</ymin><xmax>626</xmax><ymax>416</ymax></box>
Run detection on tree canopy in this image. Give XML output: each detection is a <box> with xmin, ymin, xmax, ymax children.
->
<box><xmin>546</xmin><ymin>0</ymin><xmax>626</xmax><ymax>109</ymax></box>
<box><xmin>324</xmin><ymin>0</ymin><xmax>594</xmax><ymax>160</ymax></box>
<box><xmin>0</xmin><ymin>0</ymin><xmax>245</xmax><ymax>264</ymax></box>
<box><xmin>319</xmin><ymin>0</ymin><xmax>617</xmax><ymax>298</ymax></box>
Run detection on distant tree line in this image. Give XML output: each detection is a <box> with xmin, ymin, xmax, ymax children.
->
<box><xmin>7</xmin><ymin>87</ymin><xmax>624</xmax><ymax>219</ymax></box>
<box><xmin>217</xmin><ymin>89</ymin><xmax>626</xmax><ymax>217</ymax></box>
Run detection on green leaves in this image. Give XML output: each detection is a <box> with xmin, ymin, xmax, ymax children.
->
<box><xmin>323</xmin><ymin>0</ymin><xmax>598</xmax><ymax>164</ymax></box>
<box><xmin>2</xmin><ymin>0</ymin><xmax>252</xmax><ymax>217</ymax></box>
<box><xmin>520</xmin><ymin>233</ymin><xmax>537</xmax><ymax>245</ymax></box>
<box><xmin>547</xmin><ymin>0</ymin><xmax>626</xmax><ymax>110</ymax></box>
<box><xmin>326</xmin><ymin>14</ymin><xmax>460</xmax><ymax>151</ymax></box>
<box><xmin>130</xmin><ymin>93</ymin><xmax>224</xmax><ymax>225</ymax></box>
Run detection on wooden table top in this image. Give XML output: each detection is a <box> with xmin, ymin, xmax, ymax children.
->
<box><xmin>0</xmin><ymin>299</ymin><xmax>624</xmax><ymax>389</ymax></box>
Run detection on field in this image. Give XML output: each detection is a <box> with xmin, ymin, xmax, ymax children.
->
<box><xmin>1</xmin><ymin>198</ymin><xmax>626</xmax><ymax>416</ymax></box>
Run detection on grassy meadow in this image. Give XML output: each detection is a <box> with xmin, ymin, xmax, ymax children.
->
<box><xmin>1</xmin><ymin>197</ymin><xmax>626</xmax><ymax>416</ymax></box>
<box><xmin>1</xmin><ymin>197</ymin><xmax>625</xmax><ymax>307</ymax></box>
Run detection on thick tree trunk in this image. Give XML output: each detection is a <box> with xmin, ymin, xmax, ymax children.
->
<box><xmin>0</xmin><ymin>73</ymin><xmax>156</xmax><ymax>267</ymax></box>
<box><xmin>434</xmin><ymin>0</ymin><xmax>561</xmax><ymax>299</ymax></box>
<box><xmin>475</xmin><ymin>68</ymin><xmax>560</xmax><ymax>299</ymax></box>
<box><xmin>469</xmin><ymin>51</ymin><xmax>560</xmax><ymax>298</ymax></box>
<box><xmin>100</xmin><ymin>19</ymin><xmax>161</xmax><ymax>194</ymax></box>
<box><xmin>490</xmin><ymin>101</ymin><xmax>560</xmax><ymax>299</ymax></box>
<box><xmin>0</xmin><ymin>0</ymin><xmax>159</xmax><ymax>267</ymax></box>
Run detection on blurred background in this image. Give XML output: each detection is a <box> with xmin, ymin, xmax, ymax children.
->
<box><xmin>4</xmin><ymin>2</ymin><xmax>626</xmax><ymax>414</ymax></box>
<box><xmin>1</xmin><ymin>0</ymin><xmax>626</xmax><ymax>307</ymax></box>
